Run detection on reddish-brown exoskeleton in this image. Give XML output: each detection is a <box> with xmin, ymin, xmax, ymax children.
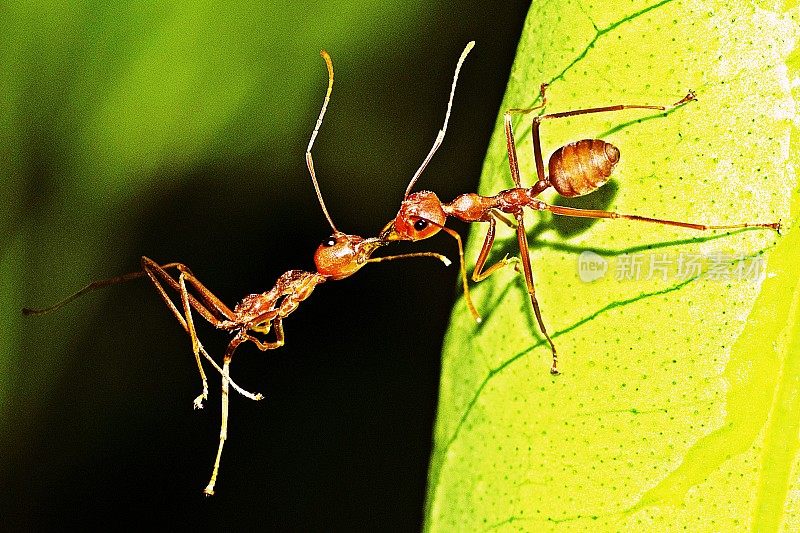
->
<box><xmin>381</xmin><ymin>44</ymin><xmax>781</xmax><ymax>375</ymax></box>
<box><xmin>23</xmin><ymin>49</ymin><xmax>449</xmax><ymax>495</ymax></box>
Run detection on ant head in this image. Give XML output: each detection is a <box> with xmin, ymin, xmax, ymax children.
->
<box><xmin>381</xmin><ymin>191</ymin><xmax>446</xmax><ymax>241</ymax></box>
<box><xmin>314</xmin><ymin>233</ymin><xmax>385</xmax><ymax>280</ymax></box>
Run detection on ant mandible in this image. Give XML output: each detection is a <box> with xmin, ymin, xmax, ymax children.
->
<box><xmin>23</xmin><ymin>49</ymin><xmax>449</xmax><ymax>495</ymax></box>
<box><xmin>381</xmin><ymin>42</ymin><xmax>781</xmax><ymax>375</ymax></box>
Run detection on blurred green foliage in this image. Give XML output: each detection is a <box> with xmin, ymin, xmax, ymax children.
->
<box><xmin>3</xmin><ymin>0</ymin><xmax>430</xmax><ymax>455</ymax></box>
<box><xmin>1</xmin><ymin>1</ymin><xmax>530</xmax><ymax>529</ymax></box>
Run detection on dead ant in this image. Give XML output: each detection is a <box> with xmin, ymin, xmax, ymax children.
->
<box><xmin>381</xmin><ymin>43</ymin><xmax>781</xmax><ymax>375</ymax></box>
<box><xmin>22</xmin><ymin>49</ymin><xmax>450</xmax><ymax>495</ymax></box>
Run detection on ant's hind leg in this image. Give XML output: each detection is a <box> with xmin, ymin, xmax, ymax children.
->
<box><xmin>170</xmin><ymin>263</ymin><xmax>237</xmax><ymax>320</ymax></box>
<box><xmin>141</xmin><ymin>259</ymin><xmax>262</xmax><ymax>402</ymax></box>
<box><xmin>537</xmin><ymin>202</ymin><xmax>781</xmax><ymax>233</ymax></box>
<box><xmin>141</xmin><ymin>257</ymin><xmax>235</xmax><ymax>323</ymax></box>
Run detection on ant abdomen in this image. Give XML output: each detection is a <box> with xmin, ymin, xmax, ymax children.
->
<box><xmin>548</xmin><ymin>139</ymin><xmax>620</xmax><ymax>197</ymax></box>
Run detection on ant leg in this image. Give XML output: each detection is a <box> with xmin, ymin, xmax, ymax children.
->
<box><xmin>196</xmin><ymin>345</ymin><xmax>262</xmax><ymax>401</ymax></box>
<box><xmin>21</xmin><ymin>257</ymin><xmax>261</xmax><ymax>401</ymax></box>
<box><xmin>514</xmin><ymin>90</ymin><xmax>697</xmax><ymax>186</ymax></box>
<box><xmin>472</xmin><ymin>218</ymin><xmax>498</xmax><ymax>281</ymax></box>
<box><xmin>503</xmin><ymin>109</ymin><xmax>551</xmax><ymax>194</ymax></box>
<box><xmin>21</xmin><ymin>260</ymin><xmax>230</xmax><ymax>319</ymax></box>
<box><xmin>142</xmin><ymin>257</ymin><xmax>235</xmax><ymax>323</ymax></box>
<box><xmin>502</xmin><ymin>101</ymin><xmax>559</xmax><ymax>371</ymax></box>
<box><xmin>204</xmin><ymin>335</ymin><xmax>245</xmax><ymax>496</ymax></box>
<box><xmin>141</xmin><ymin>259</ymin><xmax>226</xmax><ymax>325</ymax></box>
<box><xmin>142</xmin><ymin>258</ymin><xmax>225</xmax><ymax>359</ymax></box>
<box><xmin>533</xmin><ymin>90</ymin><xmax>696</xmax><ymax>124</ymax></box>
<box><xmin>170</xmin><ymin>263</ymin><xmax>236</xmax><ymax>319</ymax></box>
<box><xmin>243</xmin><ymin>319</ymin><xmax>285</xmax><ymax>350</ymax></box>
<box><xmin>514</xmin><ymin>210</ymin><xmax>560</xmax><ymax>375</ymax></box>
<box><xmin>367</xmin><ymin>252</ymin><xmax>452</xmax><ymax>267</ymax></box>
<box><xmin>22</xmin><ymin>270</ymin><xmax>151</xmax><ymax>316</ymax></box>
<box><xmin>502</xmin><ymin>83</ymin><xmax>550</xmax><ymax>187</ymax></box>
<box><xmin>503</xmin><ymin>112</ymin><xmax>524</xmax><ymax>188</ymax></box>
<box><xmin>179</xmin><ymin>272</ymin><xmax>209</xmax><ymax>409</ymax></box>
<box><xmin>440</xmin><ymin>225</ymin><xmax>482</xmax><ymax>323</ymax></box>
<box><xmin>472</xmin><ymin>214</ymin><xmax>519</xmax><ymax>282</ymax></box>
<box><xmin>535</xmin><ymin>202</ymin><xmax>781</xmax><ymax>232</ymax></box>
<box><xmin>491</xmin><ymin>209</ymin><xmax>517</xmax><ymax>229</ymax></box>
<box><xmin>141</xmin><ymin>259</ymin><xmax>222</xmax><ymax>335</ymax></box>
<box><xmin>141</xmin><ymin>259</ymin><xmax>263</xmax><ymax>401</ymax></box>
<box><xmin>398</xmin><ymin>216</ymin><xmax>481</xmax><ymax>322</ymax></box>
<box><xmin>507</xmin><ymin>83</ymin><xmax>550</xmax><ymax>115</ymax></box>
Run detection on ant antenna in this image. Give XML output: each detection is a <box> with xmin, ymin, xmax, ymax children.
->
<box><xmin>404</xmin><ymin>41</ymin><xmax>475</xmax><ymax>198</ymax></box>
<box><xmin>306</xmin><ymin>49</ymin><xmax>340</xmax><ymax>234</ymax></box>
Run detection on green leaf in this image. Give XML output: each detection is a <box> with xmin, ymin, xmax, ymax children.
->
<box><xmin>428</xmin><ymin>0</ymin><xmax>800</xmax><ymax>530</ymax></box>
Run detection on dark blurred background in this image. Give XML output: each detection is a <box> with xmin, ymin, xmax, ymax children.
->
<box><xmin>1</xmin><ymin>2</ymin><xmax>529</xmax><ymax>530</ymax></box>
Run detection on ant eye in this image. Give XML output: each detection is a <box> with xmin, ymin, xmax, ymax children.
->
<box><xmin>414</xmin><ymin>219</ymin><xmax>429</xmax><ymax>231</ymax></box>
<box><xmin>322</xmin><ymin>237</ymin><xmax>337</xmax><ymax>247</ymax></box>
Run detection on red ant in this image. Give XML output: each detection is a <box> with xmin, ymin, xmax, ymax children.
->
<box><xmin>23</xmin><ymin>49</ymin><xmax>449</xmax><ymax>495</ymax></box>
<box><xmin>381</xmin><ymin>43</ymin><xmax>782</xmax><ymax>375</ymax></box>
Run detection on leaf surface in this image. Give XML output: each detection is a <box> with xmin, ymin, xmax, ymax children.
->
<box><xmin>428</xmin><ymin>1</ymin><xmax>800</xmax><ymax>530</ymax></box>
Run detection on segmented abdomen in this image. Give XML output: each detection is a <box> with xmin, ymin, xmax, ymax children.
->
<box><xmin>548</xmin><ymin>139</ymin><xmax>620</xmax><ymax>198</ymax></box>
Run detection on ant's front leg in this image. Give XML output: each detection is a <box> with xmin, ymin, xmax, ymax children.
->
<box><xmin>472</xmin><ymin>212</ymin><xmax>520</xmax><ymax>282</ymax></box>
